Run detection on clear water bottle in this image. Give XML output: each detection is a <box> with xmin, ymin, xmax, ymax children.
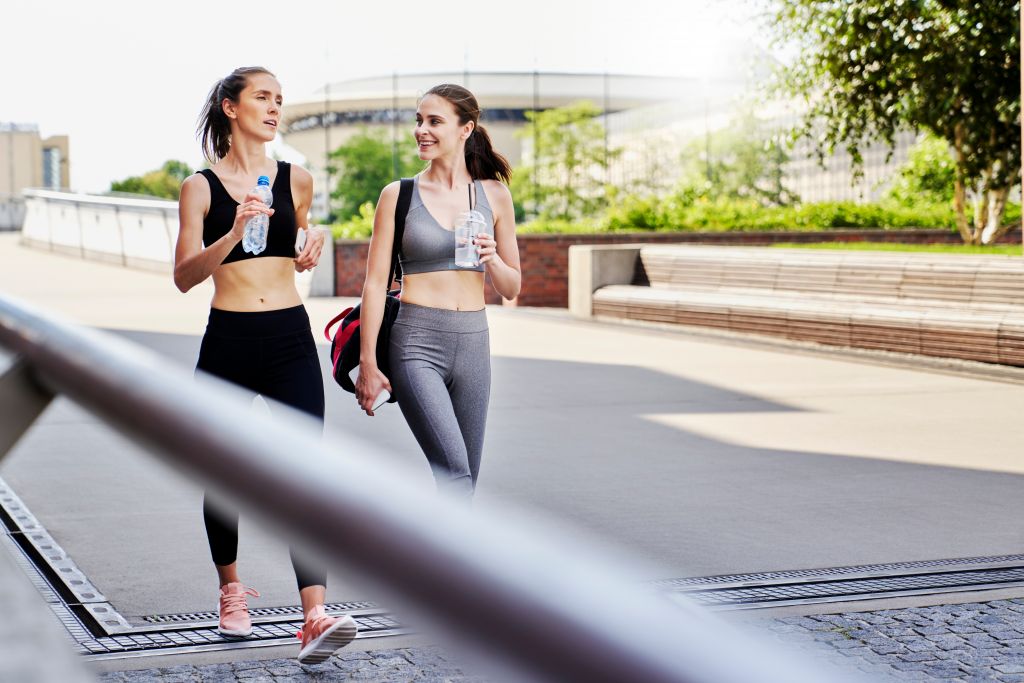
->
<box><xmin>454</xmin><ymin>210</ymin><xmax>487</xmax><ymax>267</ymax></box>
<box><xmin>242</xmin><ymin>175</ymin><xmax>273</xmax><ymax>255</ymax></box>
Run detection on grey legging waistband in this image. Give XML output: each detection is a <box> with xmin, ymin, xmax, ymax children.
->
<box><xmin>394</xmin><ymin>302</ymin><xmax>488</xmax><ymax>333</ymax></box>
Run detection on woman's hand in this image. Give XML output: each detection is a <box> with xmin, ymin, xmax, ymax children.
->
<box><xmin>294</xmin><ymin>227</ymin><xmax>325</xmax><ymax>272</ymax></box>
<box><xmin>476</xmin><ymin>232</ymin><xmax>500</xmax><ymax>266</ymax></box>
<box><xmin>355</xmin><ymin>362</ymin><xmax>392</xmax><ymax>416</ymax></box>
<box><xmin>229</xmin><ymin>192</ymin><xmax>274</xmax><ymax>242</ymax></box>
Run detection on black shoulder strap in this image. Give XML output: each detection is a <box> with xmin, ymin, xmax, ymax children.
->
<box><xmin>388</xmin><ymin>178</ymin><xmax>414</xmax><ymax>290</ymax></box>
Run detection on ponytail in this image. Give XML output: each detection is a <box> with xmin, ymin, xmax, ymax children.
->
<box><xmin>466</xmin><ymin>124</ymin><xmax>512</xmax><ymax>184</ymax></box>
<box><xmin>424</xmin><ymin>84</ymin><xmax>512</xmax><ymax>184</ymax></box>
<box><xmin>197</xmin><ymin>66</ymin><xmax>274</xmax><ymax>163</ymax></box>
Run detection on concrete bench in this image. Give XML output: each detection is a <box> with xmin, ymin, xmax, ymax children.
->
<box><xmin>569</xmin><ymin>244</ymin><xmax>1024</xmax><ymax>365</ymax></box>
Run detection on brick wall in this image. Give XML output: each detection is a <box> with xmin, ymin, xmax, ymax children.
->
<box><xmin>334</xmin><ymin>241</ymin><xmax>371</xmax><ymax>298</ymax></box>
<box><xmin>334</xmin><ymin>228</ymin><xmax>1022</xmax><ymax>308</ymax></box>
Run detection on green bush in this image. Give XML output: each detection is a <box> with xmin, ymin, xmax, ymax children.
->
<box><xmin>598</xmin><ymin>194</ymin><xmax>994</xmax><ymax>233</ymax></box>
<box><xmin>328</xmin><ymin>194</ymin><xmax>1020</xmax><ymax>238</ymax></box>
<box><xmin>329</xmin><ymin>201</ymin><xmax>375</xmax><ymax>240</ymax></box>
<box><xmin>886</xmin><ymin>134</ymin><xmax>956</xmax><ymax>205</ymax></box>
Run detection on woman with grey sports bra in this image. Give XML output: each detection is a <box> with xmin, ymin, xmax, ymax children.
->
<box><xmin>355</xmin><ymin>84</ymin><xmax>522</xmax><ymax>498</ymax></box>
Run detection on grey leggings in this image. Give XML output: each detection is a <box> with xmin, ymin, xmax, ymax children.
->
<box><xmin>389</xmin><ymin>303</ymin><xmax>490</xmax><ymax>498</ymax></box>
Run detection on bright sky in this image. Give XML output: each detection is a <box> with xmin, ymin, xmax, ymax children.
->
<box><xmin>3</xmin><ymin>0</ymin><xmax>766</xmax><ymax>192</ymax></box>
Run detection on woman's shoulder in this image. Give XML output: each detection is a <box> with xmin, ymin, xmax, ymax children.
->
<box><xmin>478</xmin><ymin>178</ymin><xmax>512</xmax><ymax>209</ymax></box>
<box><xmin>287</xmin><ymin>161</ymin><xmax>311</xmax><ymax>180</ymax></box>
<box><xmin>379</xmin><ymin>179</ymin><xmax>403</xmax><ymax>202</ymax></box>
<box><xmin>180</xmin><ymin>171</ymin><xmax>212</xmax><ymax>199</ymax></box>
<box><xmin>288</xmin><ymin>162</ymin><xmax>312</xmax><ymax>189</ymax></box>
<box><xmin>479</xmin><ymin>177</ymin><xmax>511</xmax><ymax>194</ymax></box>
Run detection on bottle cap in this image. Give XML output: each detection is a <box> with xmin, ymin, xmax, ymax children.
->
<box><xmin>257</xmin><ymin>175</ymin><xmax>270</xmax><ymax>186</ymax></box>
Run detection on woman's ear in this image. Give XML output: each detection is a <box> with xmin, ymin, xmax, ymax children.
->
<box><xmin>462</xmin><ymin>120</ymin><xmax>475</xmax><ymax>141</ymax></box>
<box><xmin>221</xmin><ymin>99</ymin><xmax>237</xmax><ymax>120</ymax></box>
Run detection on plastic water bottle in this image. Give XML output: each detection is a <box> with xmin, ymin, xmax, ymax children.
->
<box><xmin>242</xmin><ymin>175</ymin><xmax>273</xmax><ymax>255</ymax></box>
<box><xmin>454</xmin><ymin>210</ymin><xmax>487</xmax><ymax>267</ymax></box>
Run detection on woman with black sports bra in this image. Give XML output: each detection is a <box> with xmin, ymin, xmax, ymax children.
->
<box><xmin>174</xmin><ymin>66</ymin><xmax>355</xmax><ymax>664</ymax></box>
<box><xmin>355</xmin><ymin>84</ymin><xmax>521</xmax><ymax>499</ymax></box>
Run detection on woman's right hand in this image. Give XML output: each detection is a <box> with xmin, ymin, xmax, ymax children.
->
<box><xmin>228</xmin><ymin>192</ymin><xmax>275</xmax><ymax>242</ymax></box>
<box><xmin>355</xmin><ymin>362</ymin><xmax>392</xmax><ymax>417</ymax></box>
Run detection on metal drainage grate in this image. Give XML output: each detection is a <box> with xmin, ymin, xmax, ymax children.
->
<box><xmin>141</xmin><ymin>601</ymin><xmax>378</xmax><ymax>626</ymax></box>
<box><xmin>74</xmin><ymin>611</ymin><xmax>404</xmax><ymax>660</ymax></box>
<box><xmin>7</xmin><ymin>473</ymin><xmax>1024</xmax><ymax>655</ymax></box>
<box><xmin>650</xmin><ymin>554</ymin><xmax>1024</xmax><ymax>591</ymax></box>
<box><xmin>0</xmin><ymin>475</ymin><xmax>407</xmax><ymax>659</ymax></box>
<box><xmin>0</xmin><ymin>480</ymin><xmax>107</xmax><ymax>606</ymax></box>
<box><xmin>663</xmin><ymin>566</ymin><xmax>1024</xmax><ymax>610</ymax></box>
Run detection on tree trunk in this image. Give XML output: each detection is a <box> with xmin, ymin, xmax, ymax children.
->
<box><xmin>973</xmin><ymin>166</ymin><xmax>991</xmax><ymax>235</ymax></box>
<box><xmin>981</xmin><ymin>185</ymin><xmax>1012</xmax><ymax>244</ymax></box>
<box><xmin>952</xmin><ymin>123</ymin><xmax>977</xmax><ymax>244</ymax></box>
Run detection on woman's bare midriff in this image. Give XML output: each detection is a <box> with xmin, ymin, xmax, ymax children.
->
<box><xmin>210</xmin><ymin>258</ymin><xmax>302</xmax><ymax>311</ymax></box>
<box><xmin>400</xmin><ymin>271</ymin><xmax>486</xmax><ymax>311</ymax></box>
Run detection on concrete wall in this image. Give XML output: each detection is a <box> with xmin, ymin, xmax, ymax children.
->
<box><xmin>19</xmin><ymin>190</ymin><xmax>334</xmax><ymax>296</ymax></box>
<box><xmin>22</xmin><ymin>189</ymin><xmax>179</xmax><ymax>271</ymax></box>
<box><xmin>568</xmin><ymin>245</ymin><xmax>641</xmax><ymax>318</ymax></box>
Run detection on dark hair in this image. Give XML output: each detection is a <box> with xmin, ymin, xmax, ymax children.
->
<box><xmin>423</xmin><ymin>84</ymin><xmax>512</xmax><ymax>183</ymax></box>
<box><xmin>197</xmin><ymin>66</ymin><xmax>275</xmax><ymax>163</ymax></box>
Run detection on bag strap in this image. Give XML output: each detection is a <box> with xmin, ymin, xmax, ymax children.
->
<box><xmin>324</xmin><ymin>307</ymin><xmax>352</xmax><ymax>341</ymax></box>
<box><xmin>388</xmin><ymin>178</ymin><xmax>414</xmax><ymax>290</ymax></box>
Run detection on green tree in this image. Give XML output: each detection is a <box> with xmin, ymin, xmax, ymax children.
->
<box><xmin>329</xmin><ymin>128</ymin><xmax>422</xmax><ymax>221</ymax></box>
<box><xmin>681</xmin><ymin>111</ymin><xmax>797</xmax><ymax>206</ymax></box>
<box><xmin>765</xmin><ymin>0</ymin><xmax>1020</xmax><ymax>244</ymax></box>
<box><xmin>886</xmin><ymin>133</ymin><xmax>956</xmax><ymax>205</ymax></box>
<box><xmin>513</xmin><ymin>101</ymin><xmax>619</xmax><ymax>221</ymax></box>
<box><xmin>110</xmin><ymin>160</ymin><xmax>193</xmax><ymax>200</ymax></box>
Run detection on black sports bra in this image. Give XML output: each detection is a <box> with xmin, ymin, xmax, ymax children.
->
<box><xmin>198</xmin><ymin>161</ymin><xmax>297</xmax><ymax>265</ymax></box>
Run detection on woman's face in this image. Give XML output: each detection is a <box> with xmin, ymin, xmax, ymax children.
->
<box><xmin>225</xmin><ymin>73</ymin><xmax>282</xmax><ymax>143</ymax></box>
<box><xmin>414</xmin><ymin>94</ymin><xmax>472</xmax><ymax>161</ymax></box>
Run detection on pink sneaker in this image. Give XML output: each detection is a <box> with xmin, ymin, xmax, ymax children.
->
<box><xmin>217</xmin><ymin>582</ymin><xmax>259</xmax><ymax>637</ymax></box>
<box><xmin>296</xmin><ymin>605</ymin><xmax>357</xmax><ymax>664</ymax></box>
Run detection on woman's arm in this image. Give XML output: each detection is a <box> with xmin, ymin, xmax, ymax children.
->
<box><xmin>355</xmin><ymin>181</ymin><xmax>401</xmax><ymax>416</ymax></box>
<box><xmin>477</xmin><ymin>181</ymin><xmax>521</xmax><ymax>301</ymax></box>
<box><xmin>291</xmin><ymin>165</ymin><xmax>325</xmax><ymax>272</ymax></box>
<box><xmin>173</xmin><ymin>174</ymin><xmax>272</xmax><ymax>292</ymax></box>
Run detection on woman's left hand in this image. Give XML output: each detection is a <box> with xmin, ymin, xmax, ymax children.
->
<box><xmin>476</xmin><ymin>232</ymin><xmax>500</xmax><ymax>266</ymax></box>
<box><xmin>294</xmin><ymin>228</ymin><xmax>326</xmax><ymax>272</ymax></box>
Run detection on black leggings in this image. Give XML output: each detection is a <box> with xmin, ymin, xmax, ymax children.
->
<box><xmin>195</xmin><ymin>305</ymin><xmax>326</xmax><ymax>591</ymax></box>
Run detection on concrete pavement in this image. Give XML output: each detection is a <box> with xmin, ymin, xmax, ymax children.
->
<box><xmin>2</xmin><ymin>233</ymin><xmax>1024</xmax><ymax>679</ymax></box>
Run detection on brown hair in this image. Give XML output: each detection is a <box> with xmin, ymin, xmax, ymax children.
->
<box><xmin>197</xmin><ymin>66</ymin><xmax>275</xmax><ymax>163</ymax></box>
<box><xmin>423</xmin><ymin>84</ymin><xmax>512</xmax><ymax>183</ymax></box>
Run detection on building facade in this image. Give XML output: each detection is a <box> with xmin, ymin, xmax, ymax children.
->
<box><xmin>280</xmin><ymin>72</ymin><xmax>694</xmax><ymax>219</ymax></box>
<box><xmin>0</xmin><ymin>123</ymin><xmax>70</xmax><ymax>230</ymax></box>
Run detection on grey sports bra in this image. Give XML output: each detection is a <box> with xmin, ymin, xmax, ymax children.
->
<box><xmin>400</xmin><ymin>175</ymin><xmax>492</xmax><ymax>274</ymax></box>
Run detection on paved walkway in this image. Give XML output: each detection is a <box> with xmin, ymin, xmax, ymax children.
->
<box><xmin>3</xmin><ymin>235</ymin><xmax>1024</xmax><ymax>680</ymax></box>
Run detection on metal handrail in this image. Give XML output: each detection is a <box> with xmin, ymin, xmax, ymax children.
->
<box><xmin>0</xmin><ymin>292</ymin><xmax>851</xmax><ymax>683</ymax></box>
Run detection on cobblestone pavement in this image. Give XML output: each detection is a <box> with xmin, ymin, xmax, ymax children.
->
<box><xmin>97</xmin><ymin>598</ymin><xmax>1024</xmax><ymax>682</ymax></box>
<box><xmin>96</xmin><ymin>646</ymin><xmax>484</xmax><ymax>683</ymax></box>
<box><xmin>769</xmin><ymin>598</ymin><xmax>1024</xmax><ymax>682</ymax></box>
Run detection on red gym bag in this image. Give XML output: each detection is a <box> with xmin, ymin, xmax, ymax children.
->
<box><xmin>324</xmin><ymin>178</ymin><xmax>413</xmax><ymax>398</ymax></box>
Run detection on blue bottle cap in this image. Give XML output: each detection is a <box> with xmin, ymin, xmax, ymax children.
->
<box><xmin>257</xmin><ymin>175</ymin><xmax>270</xmax><ymax>186</ymax></box>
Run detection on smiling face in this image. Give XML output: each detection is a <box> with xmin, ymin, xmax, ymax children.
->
<box><xmin>223</xmin><ymin>72</ymin><xmax>282</xmax><ymax>143</ymax></box>
<box><xmin>414</xmin><ymin>94</ymin><xmax>474</xmax><ymax>161</ymax></box>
